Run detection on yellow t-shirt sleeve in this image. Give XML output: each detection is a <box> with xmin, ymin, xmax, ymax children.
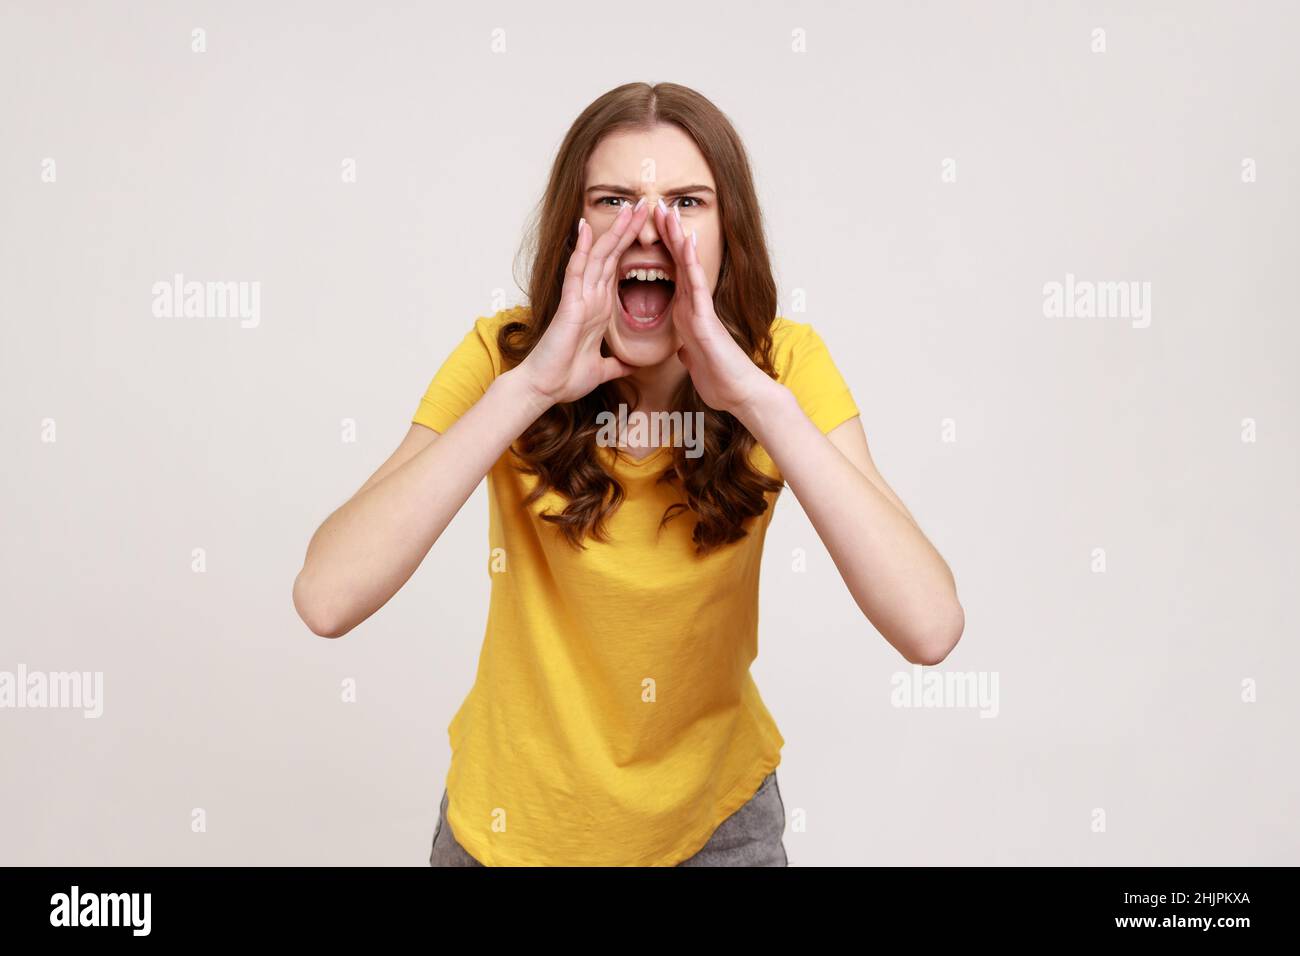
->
<box><xmin>411</xmin><ymin>314</ymin><xmax>508</xmax><ymax>434</ymax></box>
<box><xmin>774</xmin><ymin>319</ymin><xmax>860</xmax><ymax>434</ymax></box>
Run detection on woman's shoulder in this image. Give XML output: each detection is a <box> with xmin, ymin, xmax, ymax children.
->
<box><xmin>453</xmin><ymin>304</ymin><xmax>532</xmax><ymax>370</ymax></box>
<box><xmin>764</xmin><ymin>315</ymin><xmax>859</xmax><ymax>433</ymax></box>
<box><xmin>412</xmin><ymin>305</ymin><xmax>533</xmax><ymax>433</ymax></box>
<box><xmin>767</xmin><ymin>314</ymin><xmax>832</xmax><ymax>383</ymax></box>
<box><xmin>469</xmin><ymin>303</ymin><xmax>532</xmax><ymax>342</ymax></box>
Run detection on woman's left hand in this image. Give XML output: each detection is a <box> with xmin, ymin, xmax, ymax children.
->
<box><xmin>653</xmin><ymin>201</ymin><xmax>775</xmax><ymax>417</ymax></box>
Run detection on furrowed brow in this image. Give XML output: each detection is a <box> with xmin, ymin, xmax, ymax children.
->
<box><xmin>585</xmin><ymin>183</ymin><xmax>716</xmax><ymax>196</ymax></box>
<box><xmin>585</xmin><ymin>184</ymin><xmax>640</xmax><ymax>196</ymax></box>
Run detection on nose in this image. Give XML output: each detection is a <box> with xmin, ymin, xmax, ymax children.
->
<box><xmin>633</xmin><ymin>195</ymin><xmax>662</xmax><ymax>246</ymax></box>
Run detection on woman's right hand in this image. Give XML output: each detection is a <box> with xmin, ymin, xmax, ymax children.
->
<box><xmin>517</xmin><ymin>197</ymin><xmax>650</xmax><ymax>406</ymax></box>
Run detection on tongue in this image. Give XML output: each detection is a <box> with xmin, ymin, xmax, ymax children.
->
<box><xmin>622</xmin><ymin>280</ymin><xmax>673</xmax><ymax>318</ymax></box>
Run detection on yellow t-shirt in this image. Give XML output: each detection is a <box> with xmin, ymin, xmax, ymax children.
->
<box><xmin>412</xmin><ymin>305</ymin><xmax>859</xmax><ymax>866</ymax></box>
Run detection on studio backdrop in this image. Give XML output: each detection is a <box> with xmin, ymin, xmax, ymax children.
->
<box><xmin>1</xmin><ymin>1</ymin><xmax>1296</xmax><ymax>865</ymax></box>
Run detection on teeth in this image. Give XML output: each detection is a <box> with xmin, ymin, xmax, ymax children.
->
<box><xmin>623</xmin><ymin>268</ymin><xmax>672</xmax><ymax>282</ymax></box>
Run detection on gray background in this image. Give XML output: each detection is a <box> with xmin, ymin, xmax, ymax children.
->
<box><xmin>2</xmin><ymin>0</ymin><xmax>1296</xmax><ymax>865</ymax></box>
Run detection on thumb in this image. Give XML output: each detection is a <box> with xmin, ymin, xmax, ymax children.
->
<box><xmin>676</xmin><ymin>344</ymin><xmax>692</xmax><ymax>370</ymax></box>
<box><xmin>598</xmin><ymin>355</ymin><xmax>634</xmax><ymax>383</ymax></box>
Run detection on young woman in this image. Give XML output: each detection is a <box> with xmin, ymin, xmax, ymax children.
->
<box><xmin>293</xmin><ymin>82</ymin><xmax>964</xmax><ymax>867</ymax></box>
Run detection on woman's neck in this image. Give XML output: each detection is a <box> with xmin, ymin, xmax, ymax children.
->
<box><xmin>618</xmin><ymin>354</ymin><xmax>689</xmax><ymax>414</ymax></box>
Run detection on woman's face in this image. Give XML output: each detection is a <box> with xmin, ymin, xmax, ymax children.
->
<box><xmin>583</xmin><ymin>123</ymin><xmax>721</xmax><ymax>369</ymax></box>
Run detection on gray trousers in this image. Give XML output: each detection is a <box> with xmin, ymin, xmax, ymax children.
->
<box><xmin>429</xmin><ymin>770</ymin><xmax>788</xmax><ymax>867</ymax></box>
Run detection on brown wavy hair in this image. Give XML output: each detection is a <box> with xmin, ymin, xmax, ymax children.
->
<box><xmin>499</xmin><ymin>81</ymin><xmax>784</xmax><ymax>555</ymax></box>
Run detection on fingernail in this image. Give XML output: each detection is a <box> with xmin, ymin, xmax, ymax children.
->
<box><xmin>656</xmin><ymin>197</ymin><xmax>668</xmax><ymax>215</ymax></box>
<box><xmin>673</xmin><ymin>204</ymin><xmax>681</xmax><ymax>226</ymax></box>
<box><xmin>690</xmin><ymin>230</ymin><xmax>697</xmax><ymax>248</ymax></box>
<box><xmin>633</xmin><ymin>196</ymin><xmax>645</xmax><ymax>211</ymax></box>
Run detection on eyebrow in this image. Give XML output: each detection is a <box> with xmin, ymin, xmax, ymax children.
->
<box><xmin>585</xmin><ymin>183</ymin><xmax>716</xmax><ymax>197</ymax></box>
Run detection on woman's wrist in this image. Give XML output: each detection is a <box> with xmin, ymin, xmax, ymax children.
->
<box><xmin>497</xmin><ymin>364</ymin><xmax>557</xmax><ymax>422</ymax></box>
<box><xmin>730</xmin><ymin>375</ymin><xmax>796</xmax><ymax>438</ymax></box>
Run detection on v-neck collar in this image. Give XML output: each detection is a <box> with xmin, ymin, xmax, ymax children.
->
<box><xmin>598</xmin><ymin>444</ymin><xmax>673</xmax><ymax>471</ymax></box>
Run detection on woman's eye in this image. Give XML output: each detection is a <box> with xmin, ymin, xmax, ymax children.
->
<box><xmin>595</xmin><ymin>195</ymin><xmax>703</xmax><ymax>210</ymax></box>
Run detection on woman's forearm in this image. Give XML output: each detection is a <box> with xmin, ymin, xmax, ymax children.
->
<box><xmin>736</xmin><ymin>380</ymin><xmax>963</xmax><ymax>665</ymax></box>
<box><xmin>293</xmin><ymin>368</ymin><xmax>550</xmax><ymax>638</ymax></box>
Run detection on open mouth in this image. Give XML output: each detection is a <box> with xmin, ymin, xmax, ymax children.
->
<box><xmin>617</xmin><ymin>267</ymin><xmax>675</xmax><ymax>330</ymax></box>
